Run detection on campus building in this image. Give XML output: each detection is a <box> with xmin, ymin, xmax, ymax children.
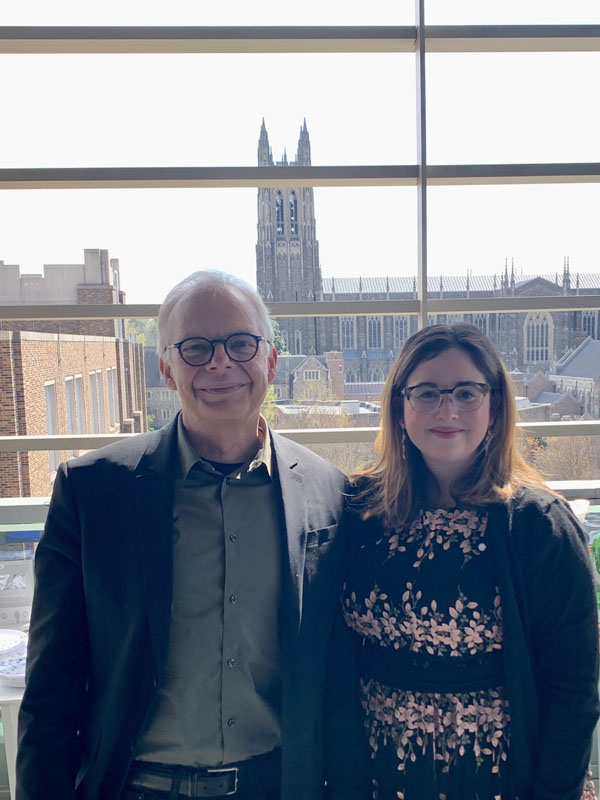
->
<box><xmin>256</xmin><ymin>121</ymin><xmax>600</xmax><ymax>398</ymax></box>
<box><xmin>0</xmin><ymin>249</ymin><xmax>146</xmax><ymax>497</ymax></box>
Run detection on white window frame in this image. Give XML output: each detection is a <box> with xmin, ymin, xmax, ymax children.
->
<box><xmin>303</xmin><ymin>370</ymin><xmax>320</xmax><ymax>382</ymax></box>
<box><xmin>0</xmin><ymin>20</ymin><xmax>598</xmax><ymax>461</ymax></box>
<box><xmin>89</xmin><ymin>371</ymin><xmax>99</xmax><ymax>434</ymax></box>
<box><xmin>44</xmin><ymin>381</ymin><xmax>59</xmax><ymax>471</ymax></box>
<box><xmin>74</xmin><ymin>375</ymin><xmax>86</xmax><ymax>434</ymax></box>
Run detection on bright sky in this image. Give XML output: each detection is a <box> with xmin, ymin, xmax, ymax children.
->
<box><xmin>0</xmin><ymin>1</ymin><xmax>598</xmax><ymax>303</ymax></box>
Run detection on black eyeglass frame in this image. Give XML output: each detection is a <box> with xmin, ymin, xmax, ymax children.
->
<box><xmin>165</xmin><ymin>333</ymin><xmax>269</xmax><ymax>367</ymax></box>
<box><xmin>399</xmin><ymin>381</ymin><xmax>492</xmax><ymax>414</ymax></box>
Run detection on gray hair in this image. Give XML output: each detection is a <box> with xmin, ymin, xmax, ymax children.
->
<box><xmin>157</xmin><ymin>270</ymin><xmax>274</xmax><ymax>359</ymax></box>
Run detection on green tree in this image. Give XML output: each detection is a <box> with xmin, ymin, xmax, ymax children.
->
<box><xmin>127</xmin><ymin>318</ymin><xmax>157</xmax><ymax>347</ymax></box>
<box><xmin>271</xmin><ymin>319</ymin><xmax>288</xmax><ymax>354</ymax></box>
<box><xmin>261</xmin><ymin>384</ymin><xmax>278</xmax><ymax>426</ymax></box>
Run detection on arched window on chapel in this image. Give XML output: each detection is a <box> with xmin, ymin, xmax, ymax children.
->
<box><xmin>524</xmin><ymin>312</ymin><xmax>552</xmax><ymax>362</ymax></box>
<box><xmin>583</xmin><ymin>311</ymin><xmax>596</xmax><ymax>339</ymax></box>
<box><xmin>289</xmin><ymin>192</ymin><xmax>298</xmax><ymax>235</ymax></box>
<box><xmin>340</xmin><ymin>316</ymin><xmax>356</xmax><ymax>349</ymax></box>
<box><xmin>276</xmin><ymin>192</ymin><xmax>284</xmax><ymax>235</ymax></box>
<box><xmin>367</xmin><ymin>316</ymin><xmax>382</xmax><ymax>349</ymax></box>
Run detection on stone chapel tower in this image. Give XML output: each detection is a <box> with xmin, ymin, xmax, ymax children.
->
<box><xmin>256</xmin><ymin>119</ymin><xmax>323</xmax><ymax>355</ymax></box>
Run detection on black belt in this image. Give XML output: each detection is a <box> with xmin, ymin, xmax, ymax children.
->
<box><xmin>126</xmin><ymin>749</ymin><xmax>280</xmax><ymax>798</ymax></box>
<box><xmin>359</xmin><ymin>641</ymin><xmax>505</xmax><ymax>693</ymax></box>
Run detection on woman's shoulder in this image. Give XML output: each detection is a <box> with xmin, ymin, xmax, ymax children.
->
<box><xmin>501</xmin><ymin>485</ymin><xmax>586</xmax><ymax>547</ymax></box>
<box><xmin>508</xmin><ymin>485</ymin><xmax>563</xmax><ymax>514</ymax></box>
<box><xmin>508</xmin><ymin>486</ymin><xmax>574</xmax><ymax>518</ymax></box>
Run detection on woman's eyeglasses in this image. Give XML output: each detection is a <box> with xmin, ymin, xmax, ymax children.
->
<box><xmin>400</xmin><ymin>382</ymin><xmax>491</xmax><ymax>414</ymax></box>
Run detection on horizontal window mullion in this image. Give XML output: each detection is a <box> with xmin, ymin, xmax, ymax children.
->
<box><xmin>2</xmin><ymin>164</ymin><xmax>599</xmax><ymax>190</ymax></box>
<box><xmin>426</xmin><ymin>24</ymin><xmax>600</xmax><ymax>53</ymax></box>
<box><xmin>0</xmin><ymin>420</ymin><xmax>599</xmax><ymax>453</ymax></box>
<box><xmin>0</xmin><ymin>165</ymin><xmax>418</xmax><ymax>190</ymax></box>
<box><xmin>0</xmin><ymin>25</ymin><xmax>416</xmax><ymax>54</ymax></box>
<box><xmin>428</xmin><ymin>163</ymin><xmax>600</xmax><ymax>185</ymax></box>
<box><xmin>0</xmin><ymin>25</ymin><xmax>598</xmax><ymax>54</ymax></box>
<box><xmin>4</xmin><ymin>477</ymin><xmax>599</xmax><ymax>521</ymax></box>
<box><xmin>0</xmin><ymin>304</ymin><xmax>160</xmax><ymax>321</ymax></box>
<box><xmin>426</xmin><ymin>295</ymin><xmax>600</xmax><ymax>314</ymax></box>
<box><xmin>1</xmin><ymin>295</ymin><xmax>599</xmax><ymax>321</ymax></box>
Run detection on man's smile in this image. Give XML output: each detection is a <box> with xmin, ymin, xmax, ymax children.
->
<box><xmin>198</xmin><ymin>383</ymin><xmax>247</xmax><ymax>395</ymax></box>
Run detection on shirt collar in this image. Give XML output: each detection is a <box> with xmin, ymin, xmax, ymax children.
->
<box><xmin>177</xmin><ymin>414</ymin><xmax>273</xmax><ymax>479</ymax></box>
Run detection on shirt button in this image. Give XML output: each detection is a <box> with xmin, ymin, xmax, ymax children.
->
<box><xmin>227</xmin><ymin>658</ymin><xmax>236</xmax><ymax>668</ymax></box>
<box><xmin>227</xmin><ymin>717</ymin><xmax>236</xmax><ymax>727</ymax></box>
<box><xmin>230</xmin><ymin>594</ymin><xmax>238</xmax><ymax>604</ymax></box>
<box><xmin>229</xmin><ymin>533</ymin><xmax>237</xmax><ymax>542</ymax></box>
<box><xmin>226</xmin><ymin>477</ymin><xmax>232</xmax><ymax>485</ymax></box>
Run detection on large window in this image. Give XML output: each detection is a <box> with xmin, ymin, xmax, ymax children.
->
<box><xmin>367</xmin><ymin>316</ymin><xmax>383</xmax><ymax>349</ymax></box>
<box><xmin>473</xmin><ymin>314</ymin><xmax>488</xmax><ymax>337</ymax></box>
<box><xmin>525</xmin><ymin>312</ymin><xmax>552</xmax><ymax>363</ymax></box>
<box><xmin>340</xmin><ymin>317</ymin><xmax>356</xmax><ymax>350</ymax></box>
<box><xmin>0</xmin><ymin>14</ymin><xmax>599</xmax><ymax>484</ymax></box>
<box><xmin>393</xmin><ymin>316</ymin><xmax>409</xmax><ymax>348</ymax></box>
<box><xmin>583</xmin><ymin>311</ymin><xmax>596</xmax><ymax>339</ymax></box>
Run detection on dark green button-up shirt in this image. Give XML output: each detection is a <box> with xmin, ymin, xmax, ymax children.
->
<box><xmin>135</xmin><ymin>416</ymin><xmax>283</xmax><ymax>766</ymax></box>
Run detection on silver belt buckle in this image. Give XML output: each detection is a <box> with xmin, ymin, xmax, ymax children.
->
<box><xmin>205</xmin><ymin>766</ymin><xmax>239</xmax><ymax>796</ymax></box>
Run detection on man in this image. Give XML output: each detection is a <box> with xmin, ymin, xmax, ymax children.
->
<box><xmin>16</xmin><ymin>270</ymin><xmax>368</xmax><ymax>800</ymax></box>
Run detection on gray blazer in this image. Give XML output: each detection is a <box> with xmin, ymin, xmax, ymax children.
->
<box><xmin>16</xmin><ymin>418</ymin><xmax>368</xmax><ymax>800</ymax></box>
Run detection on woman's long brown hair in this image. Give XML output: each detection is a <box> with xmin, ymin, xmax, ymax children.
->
<box><xmin>356</xmin><ymin>323</ymin><xmax>548</xmax><ymax>529</ymax></box>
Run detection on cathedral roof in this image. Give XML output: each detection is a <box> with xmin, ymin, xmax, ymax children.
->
<box><xmin>322</xmin><ymin>274</ymin><xmax>600</xmax><ymax>294</ymax></box>
<box><xmin>531</xmin><ymin>391</ymin><xmax>568</xmax><ymax>404</ymax></box>
<box><xmin>554</xmin><ymin>338</ymin><xmax>600</xmax><ymax>379</ymax></box>
<box><xmin>345</xmin><ymin>382</ymin><xmax>385</xmax><ymax>396</ymax></box>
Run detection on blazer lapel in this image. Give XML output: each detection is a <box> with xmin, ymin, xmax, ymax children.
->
<box><xmin>272</xmin><ymin>432</ymin><xmax>308</xmax><ymax>647</ymax></box>
<box><xmin>135</xmin><ymin>419</ymin><xmax>179</xmax><ymax>678</ymax></box>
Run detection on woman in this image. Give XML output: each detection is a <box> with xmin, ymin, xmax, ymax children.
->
<box><xmin>342</xmin><ymin>323</ymin><xmax>599</xmax><ymax>800</ymax></box>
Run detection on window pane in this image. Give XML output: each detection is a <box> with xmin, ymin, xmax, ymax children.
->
<box><xmin>427</xmin><ymin>184</ymin><xmax>599</xmax><ymax>278</ymax></box>
<box><xmin>0</xmin><ymin>53</ymin><xmax>414</xmax><ymax>167</ymax></box>
<box><xmin>427</xmin><ymin>52</ymin><xmax>600</xmax><ymax>164</ymax></box>
<box><xmin>519</xmin><ymin>434</ymin><xmax>600</xmax><ymax>482</ymax></box>
<box><xmin>426</xmin><ymin>0</ymin><xmax>600</xmax><ymax>25</ymax></box>
<box><xmin>0</xmin><ymin>0</ymin><xmax>410</xmax><ymax>25</ymax></box>
<box><xmin>0</xmin><ymin>187</ymin><xmax>417</xmax><ymax>303</ymax></box>
<box><xmin>303</xmin><ymin>441</ymin><xmax>376</xmax><ymax>475</ymax></box>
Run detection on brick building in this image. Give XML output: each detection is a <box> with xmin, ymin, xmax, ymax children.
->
<box><xmin>0</xmin><ymin>249</ymin><xmax>146</xmax><ymax>497</ymax></box>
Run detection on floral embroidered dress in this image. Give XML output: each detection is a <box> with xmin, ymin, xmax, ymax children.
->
<box><xmin>343</xmin><ymin>506</ymin><xmax>512</xmax><ymax>800</ymax></box>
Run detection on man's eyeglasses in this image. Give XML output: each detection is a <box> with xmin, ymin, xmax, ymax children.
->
<box><xmin>166</xmin><ymin>333</ymin><xmax>268</xmax><ymax>367</ymax></box>
<box><xmin>400</xmin><ymin>382</ymin><xmax>491</xmax><ymax>414</ymax></box>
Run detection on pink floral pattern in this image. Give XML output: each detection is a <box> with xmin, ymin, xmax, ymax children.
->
<box><xmin>386</xmin><ymin>508</ymin><xmax>489</xmax><ymax>567</ymax></box>
<box><xmin>363</xmin><ymin>678</ymin><xmax>509</xmax><ymax>776</ymax></box>
<box><xmin>344</xmin><ymin>585</ymin><xmax>503</xmax><ymax>658</ymax></box>
<box><xmin>343</xmin><ymin>507</ymin><xmax>515</xmax><ymax>798</ymax></box>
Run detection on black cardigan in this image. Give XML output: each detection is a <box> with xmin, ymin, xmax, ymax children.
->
<box><xmin>486</xmin><ymin>488</ymin><xmax>599</xmax><ymax>800</ymax></box>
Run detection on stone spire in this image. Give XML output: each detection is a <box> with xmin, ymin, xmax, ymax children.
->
<box><xmin>296</xmin><ymin>118</ymin><xmax>312</xmax><ymax>166</ymax></box>
<box><xmin>257</xmin><ymin>118</ymin><xmax>273</xmax><ymax>166</ymax></box>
